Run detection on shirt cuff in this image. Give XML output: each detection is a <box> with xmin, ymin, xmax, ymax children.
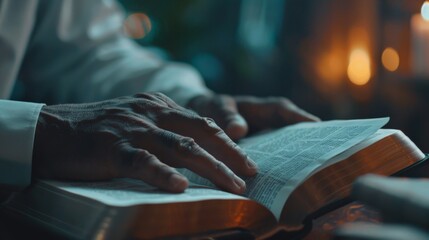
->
<box><xmin>0</xmin><ymin>100</ymin><xmax>44</xmax><ymax>188</ymax></box>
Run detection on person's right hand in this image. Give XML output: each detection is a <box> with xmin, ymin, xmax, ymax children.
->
<box><xmin>33</xmin><ymin>93</ymin><xmax>257</xmax><ymax>194</ymax></box>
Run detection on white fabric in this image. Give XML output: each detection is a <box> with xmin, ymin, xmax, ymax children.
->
<box><xmin>0</xmin><ymin>100</ymin><xmax>43</xmax><ymax>187</ymax></box>
<box><xmin>0</xmin><ymin>0</ymin><xmax>211</xmax><ymax>187</ymax></box>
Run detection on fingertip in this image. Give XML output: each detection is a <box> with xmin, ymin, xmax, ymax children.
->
<box><xmin>225</xmin><ymin>115</ymin><xmax>248</xmax><ymax>140</ymax></box>
<box><xmin>301</xmin><ymin>111</ymin><xmax>321</xmax><ymax>122</ymax></box>
<box><xmin>232</xmin><ymin>176</ymin><xmax>247</xmax><ymax>194</ymax></box>
<box><xmin>245</xmin><ymin>159</ymin><xmax>259</xmax><ymax>176</ymax></box>
<box><xmin>312</xmin><ymin>114</ymin><xmax>322</xmax><ymax>122</ymax></box>
<box><xmin>312</xmin><ymin>116</ymin><xmax>322</xmax><ymax>122</ymax></box>
<box><xmin>168</xmin><ymin>173</ymin><xmax>189</xmax><ymax>193</ymax></box>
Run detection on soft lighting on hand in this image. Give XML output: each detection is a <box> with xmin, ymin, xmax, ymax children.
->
<box><xmin>422</xmin><ymin>1</ymin><xmax>429</xmax><ymax>21</ymax></box>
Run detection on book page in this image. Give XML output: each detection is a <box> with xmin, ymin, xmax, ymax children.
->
<box><xmin>241</xmin><ymin>118</ymin><xmax>388</xmax><ymax>219</ymax></box>
<box><xmin>318</xmin><ymin>129</ymin><xmax>399</xmax><ymax>169</ymax></box>
<box><xmin>180</xmin><ymin>118</ymin><xmax>389</xmax><ymax>220</ymax></box>
<box><xmin>46</xmin><ymin>179</ymin><xmax>245</xmax><ymax>207</ymax></box>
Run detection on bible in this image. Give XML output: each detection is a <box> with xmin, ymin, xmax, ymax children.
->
<box><xmin>2</xmin><ymin>118</ymin><xmax>426</xmax><ymax>239</ymax></box>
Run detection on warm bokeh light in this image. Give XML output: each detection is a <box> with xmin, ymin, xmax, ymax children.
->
<box><xmin>422</xmin><ymin>1</ymin><xmax>429</xmax><ymax>21</ymax></box>
<box><xmin>381</xmin><ymin>47</ymin><xmax>400</xmax><ymax>72</ymax></box>
<box><xmin>347</xmin><ymin>48</ymin><xmax>371</xmax><ymax>86</ymax></box>
<box><xmin>316</xmin><ymin>50</ymin><xmax>344</xmax><ymax>86</ymax></box>
<box><xmin>123</xmin><ymin>13</ymin><xmax>152</xmax><ymax>39</ymax></box>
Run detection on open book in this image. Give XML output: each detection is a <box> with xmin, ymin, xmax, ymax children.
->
<box><xmin>2</xmin><ymin>118</ymin><xmax>426</xmax><ymax>239</ymax></box>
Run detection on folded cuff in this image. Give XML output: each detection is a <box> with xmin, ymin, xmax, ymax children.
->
<box><xmin>0</xmin><ymin>100</ymin><xmax>44</xmax><ymax>188</ymax></box>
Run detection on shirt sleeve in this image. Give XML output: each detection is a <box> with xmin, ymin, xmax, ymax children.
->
<box><xmin>19</xmin><ymin>0</ymin><xmax>212</xmax><ymax>106</ymax></box>
<box><xmin>0</xmin><ymin>100</ymin><xmax>44</xmax><ymax>188</ymax></box>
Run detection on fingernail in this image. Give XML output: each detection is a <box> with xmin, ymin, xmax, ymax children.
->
<box><xmin>233</xmin><ymin>176</ymin><xmax>246</xmax><ymax>192</ymax></box>
<box><xmin>246</xmin><ymin>157</ymin><xmax>258</xmax><ymax>172</ymax></box>
<box><xmin>169</xmin><ymin>174</ymin><xmax>188</xmax><ymax>191</ymax></box>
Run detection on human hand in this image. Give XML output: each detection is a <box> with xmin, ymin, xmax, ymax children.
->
<box><xmin>187</xmin><ymin>95</ymin><xmax>320</xmax><ymax>140</ymax></box>
<box><xmin>33</xmin><ymin>93</ymin><xmax>257</xmax><ymax>194</ymax></box>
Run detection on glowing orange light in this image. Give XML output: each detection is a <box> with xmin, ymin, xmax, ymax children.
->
<box><xmin>381</xmin><ymin>47</ymin><xmax>400</xmax><ymax>72</ymax></box>
<box><xmin>347</xmin><ymin>48</ymin><xmax>371</xmax><ymax>86</ymax></box>
<box><xmin>317</xmin><ymin>51</ymin><xmax>344</xmax><ymax>85</ymax></box>
<box><xmin>123</xmin><ymin>13</ymin><xmax>152</xmax><ymax>39</ymax></box>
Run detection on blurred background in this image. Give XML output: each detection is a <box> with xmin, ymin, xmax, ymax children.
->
<box><xmin>118</xmin><ymin>0</ymin><xmax>429</xmax><ymax>152</ymax></box>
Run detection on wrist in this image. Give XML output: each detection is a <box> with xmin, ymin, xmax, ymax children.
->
<box><xmin>32</xmin><ymin>105</ymin><xmax>64</xmax><ymax>177</ymax></box>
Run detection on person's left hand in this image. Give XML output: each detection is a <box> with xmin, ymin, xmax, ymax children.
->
<box><xmin>187</xmin><ymin>94</ymin><xmax>320</xmax><ymax>140</ymax></box>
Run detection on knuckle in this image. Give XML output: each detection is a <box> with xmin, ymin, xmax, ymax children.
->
<box><xmin>212</xmin><ymin>161</ymin><xmax>233</xmax><ymax>176</ymax></box>
<box><xmin>133</xmin><ymin>93</ymin><xmax>167</xmax><ymax>107</ymax></box>
<box><xmin>115</xmin><ymin>96</ymin><xmax>130</xmax><ymax>102</ymax></box>
<box><xmin>176</xmin><ymin>137</ymin><xmax>198</xmax><ymax>154</ymax></box>
<box><xmin>213</xmin><ymin>126</ymin><xmax>229</xmax><ymax>139</ymax></box>
<box><xmin>146</xmin><ymin>92</ymin><xmax>171</xmax><ymax>105</ymax></box>
<box><xmin>133</xmin><ymin>93</ymin><xmax>151</xmax><ymax>99</ymax></box>
<box><xmin>200</xmin><ymin>117</ymin><xmax>223</xmax><ymax>134</ymax></box>
<box><xmin>152</xmin><ymin>92</ymin><xmax>168</xmax><ymax>99</ymax></box>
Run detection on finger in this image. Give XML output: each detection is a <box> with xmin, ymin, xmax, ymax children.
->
<box><xmin>133</xmin><ymin>92</ymin><xmax>171</xmax><ymax>109</ymax></box>
<box><xmin>150</xmin><ymin>92</ymin><xmax>185</xmax><ymax>110</ymax></box>
<box><xmin>156</xmin><ymin>112</ymin><xmax>258</xmax><ymax>177</ymax></box>
<box><xmin>185</xmin><ymin>95</ymin><xmax>249</xmax><ymax>140</ymax></box>
<box><xmin>276</xmin><ymin>99</ymin><xmax>320</xmax><ymax>123</ymax></box>
<box><xmin>117</xmin><ymin>143</ymin><xmax>189</xmax><ymax>193</ymax></box>
<box><xmin>211</xmin><ymin>95</ymin><xmax>249</xmax><ymax>140</ymax></box>
<box><xmin>235</xmin><ymin>96</ymin><xmax>320</xmax><ymax>132</ymax></box>
<box><xmin>134</xmin><ymin>92</ymin><xmax>187</xmax><ymax>112</ymax></box>
<box><xmin>135</xmin><ymin>128</ymin><xmax>247</xmax><ymax>194</ymax></box>
<box><xmin>225</xmin><ymin>113</ymin><xmax>248</xmax><ymax>141</ymax></box>
<box><xmin>132</xmin><ymin>92</ymin><xmax>194</xmax><ymax>124</ymax></box>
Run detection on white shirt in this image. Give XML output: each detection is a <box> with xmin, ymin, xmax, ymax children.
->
<box><xmin>0</xmin><ymin>0</ymin><xmax>211</xmax><ymax>188</ymax></box>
